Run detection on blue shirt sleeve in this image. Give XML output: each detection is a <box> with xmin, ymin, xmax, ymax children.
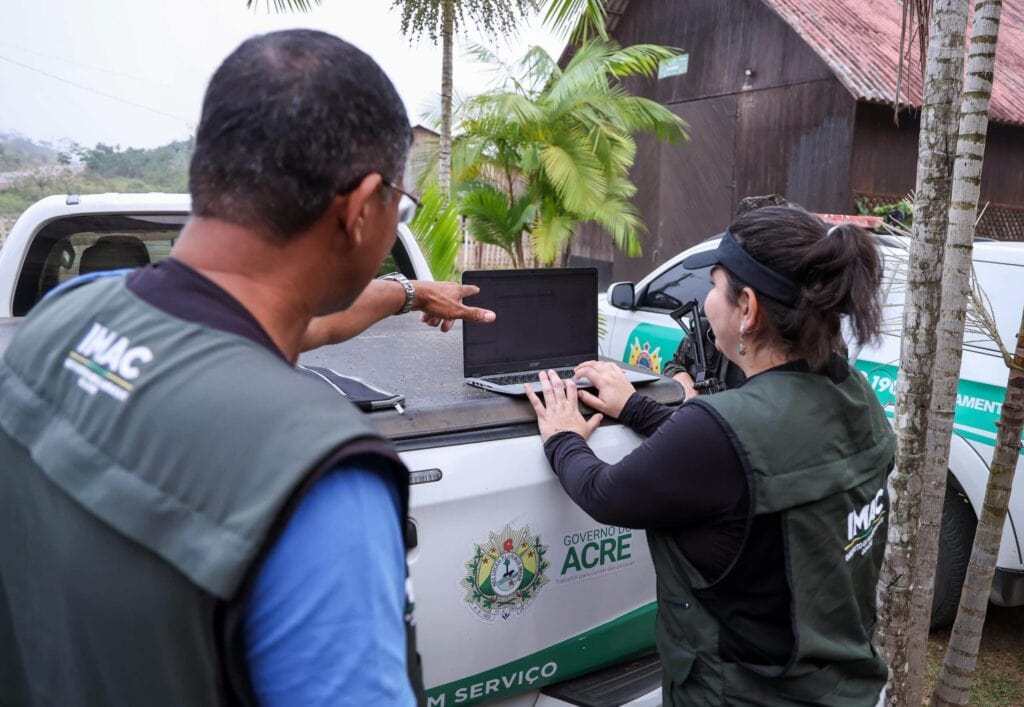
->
<box><xmin>243</xmin><ymin>464</ymin><xmax>415</xmax><ymax>707</ymax></box>
<box><xmin>42</xmin><ymin>269</ymin><xmax>132</xmax><ymax>301</ymax></box>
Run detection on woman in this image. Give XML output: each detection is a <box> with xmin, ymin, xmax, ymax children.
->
<box><xmin>526</xmin><ymin>207</ymin><xmax>894</xmax><ymax>706</ymax></box>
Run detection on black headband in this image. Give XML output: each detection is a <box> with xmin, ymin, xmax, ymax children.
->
<box><xmin>680</xmin><ymin>230</ymin><xmax>800</xmax><ymax>306</ymax></box>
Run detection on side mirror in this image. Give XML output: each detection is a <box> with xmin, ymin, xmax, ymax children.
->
<box><xmin>608</xmin><ymin>282</ymin><xmax>636</xmax><ymax>309</ymax></box>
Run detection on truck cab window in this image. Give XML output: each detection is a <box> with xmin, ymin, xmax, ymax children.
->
<box><xmin>15</xmin><ymin>217</ymin><xmax>417</xmax><ymax>316</ymax></box>
<box><xmin>639</xmin><ymin>264</ymin><xmax>712</xmax><ymax>311</ymax></box>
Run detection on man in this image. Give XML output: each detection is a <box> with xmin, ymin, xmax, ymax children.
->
<box><xmin>0</xmin><ymin>30</ymin><xmax>490</xmax><ymax>706</ymax></box>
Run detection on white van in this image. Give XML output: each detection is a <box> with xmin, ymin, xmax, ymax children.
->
<box><xmin>599</xmin><ymin>234</ymin><xmax>1024</xmax><ymax>627</ymax></box>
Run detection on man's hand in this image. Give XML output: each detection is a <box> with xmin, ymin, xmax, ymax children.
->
<box><xmin>525</xmin><ymin>370</ymin><xmax>603</xmax><ymax>442</ymax></box>
<box><xmin>573</xmin><ymin>360</ymin><xmax>636</xmax><ymax>419</ymax></box>
<box><xmin>301</xmin><ymin>279</ymin><xmax>495</xmax><ymax>351</ymax></box>
<box><xmin>672</xmin><ymin>371</ymin><xmax>700</xmax><ymax>400</ymax></box>
<box><xmin>414</xmin><ymin>281</ymin><xmax>495</xmax><ymax>332</ymax></box>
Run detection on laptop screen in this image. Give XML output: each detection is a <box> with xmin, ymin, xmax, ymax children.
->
<box><xmin>462</xmin><ymin>268</ymin><xmax>598</xmax><ymax>377</ymax></box>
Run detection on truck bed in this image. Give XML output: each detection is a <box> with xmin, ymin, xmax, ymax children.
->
<box><xmin>300</xmin><ymin>315</ymin><xmax>684</xmax><ymax>447</ymax></box>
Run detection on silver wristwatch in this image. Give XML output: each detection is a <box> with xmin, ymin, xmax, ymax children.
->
<box><xmin>380</xmin><ymin>272</ymin><xmax>415</xmax><ymax>315</ymax></box>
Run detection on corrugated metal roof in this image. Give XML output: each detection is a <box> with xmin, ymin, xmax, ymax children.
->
<box><xmin>608</xmin><ymin>0</ymin><xmax>1024</xmax><ymax>126</ymax></box>
<box><xmin>762</xmin><ymin>0</ymin><xmax>1024</xmax><ymax>126</ymax></box>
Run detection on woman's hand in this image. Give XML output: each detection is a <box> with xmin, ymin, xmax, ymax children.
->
<box><xmin>573</xmin><ymin>361</ymin><xmax>636</xmax><ymax>419</ymax></box>
<box><xmin>525</xmin><ymin>370</ymin><xmax>604</xmax><ymax>442</ymax></box>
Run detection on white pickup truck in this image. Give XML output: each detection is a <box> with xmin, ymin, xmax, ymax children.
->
<box><xmin>0</xmin><ymin>194</ymin><xmax>682</xmax><ymax>707</ymax></box>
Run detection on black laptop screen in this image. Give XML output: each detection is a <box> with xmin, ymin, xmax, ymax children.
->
<box><xmin>462</xmin><ymin>268</ymin><xmax>598</xmax><ymax>377</ymax></box>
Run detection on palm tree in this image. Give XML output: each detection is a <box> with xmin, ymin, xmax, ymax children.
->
<box><xmin>450</xmin><ymin>40</ymin><xmax>685</xmax><ymax>265</ymax></box>
<box><xmin>874</xmin><ymin>0</ymin><xmax>970</xmax><ymax>704</ymax></box>
<box><xmin>460</xmin><ymin>183</ymin><xmax>537</xmax><ymax>267</ymax></box>
<box><xmin>391</xmin><ymin>0</ymin><xmax>537</xmax><ymax>202</ymax></box>
<box><xmin>930</xmin><ymin>3</ymin><xmax>1007</xmax><ymax>700</ymax></box>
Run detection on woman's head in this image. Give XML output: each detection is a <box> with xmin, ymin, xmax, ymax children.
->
<box><xmin>688</xmin><ymin>206</ymin><xmax>883</xmax><ymax>371</ymax></box>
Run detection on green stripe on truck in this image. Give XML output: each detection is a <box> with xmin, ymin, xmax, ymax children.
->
<box><xmin>425</xmin><ymin>602</ymin><xmax>658</xmax><ymax>706</ymax></box>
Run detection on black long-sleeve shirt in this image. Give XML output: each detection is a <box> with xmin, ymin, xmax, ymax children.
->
<box><xmin>543</xmin><ymin>361</ymin><xmax>850</xmax><ymax>667</ymax></box>
<box><xmin>543</xmin><ymin>392</ymin><xmax>750</xmax><ymax>581</ymax></box>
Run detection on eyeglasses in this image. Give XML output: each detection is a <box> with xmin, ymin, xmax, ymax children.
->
<box><xmin>382</xmin><ymin>179</ymin><xmax>421</xmax><ymax>222</ymax></box>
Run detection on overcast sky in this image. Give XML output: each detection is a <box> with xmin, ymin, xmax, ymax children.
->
<box><xmin>0</xmin><ymin>0</ymin><xmax>565</xmax><ymax>149</ymax></box>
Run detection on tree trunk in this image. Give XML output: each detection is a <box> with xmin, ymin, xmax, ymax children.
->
<box><xmin>930</xmin><ymin>3</ymin><xmax>1008</xmax><ymax>703</ymax></box>
<box><xmin>559</xmin><ymin>236</ymin><xmax>573</xmax><ymax>268</ymax></box>
<box><xmin>912</xmin><ymin>0</ymin><xmax>1004</xmax><ymax>688</ymax></box>
<box><xmin>438</xmin><ymin>0</ymin><xmax>454</xmax><ymax>203</ymax></box>
<box><xmin>875</xmin><ymin>2</ymin><xmax>969</xmax><ymax>706</ymax></box>
<box><xmin>934</xmin><ymin>306</ymin><xmax>1023</xmax><ymax>706</ymax></box>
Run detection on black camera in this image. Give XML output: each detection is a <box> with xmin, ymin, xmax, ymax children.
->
<box><xmin>668</xmin><ymin>299</ymin><xmax>728</xmax><ymax>394</ymax></box>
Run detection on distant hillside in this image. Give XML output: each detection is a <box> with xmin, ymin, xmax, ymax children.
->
<box><xmin>0</xmin><ymin>133</ymin><xmax>62</xmax><ymax>171</ymax></box>
<box><xmin>0</xmin><ymin>135</ymin><xmax>193</xmax><ymax>216</ymax></box>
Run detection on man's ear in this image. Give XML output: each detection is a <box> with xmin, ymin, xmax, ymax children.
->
<box><xmin>335</xmin><ymin>173</ymin><xmax>384</xmax><ymax>251</ymax></box>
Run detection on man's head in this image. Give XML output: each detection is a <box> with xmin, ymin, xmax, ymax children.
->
<box><xmin>189</xmin><ymin>29</ymin><xmax>412</xmax><ymax>241</ymax></box>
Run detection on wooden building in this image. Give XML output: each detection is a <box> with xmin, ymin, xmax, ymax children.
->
<box><xmin>572</xmin><ymin>0</ymin><xmax>1024</xmax><ymax>284</ymax></box>
<box><xmin>404</xmin><ymin>124</ymin><xmax>439</xmax><ymax>191</ymax></box>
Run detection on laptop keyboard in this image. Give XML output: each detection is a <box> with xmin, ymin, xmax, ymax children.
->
<box><xmin>486</xmin><ymin>368</ymin><xmax>576</xmax><ymax>386</ymax></box>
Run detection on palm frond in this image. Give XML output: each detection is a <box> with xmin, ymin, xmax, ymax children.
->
<box><xmin>408</xmin><ymin>185</ymin><xmax>462</xmax><ymax>280</ymax></box>
<box><xmin>246</xmin><ymin>0</ymin><xmax>320</xmax><ymax>12</ymax></box>
<box><xmin>587</xmin><ymin>197</ymin><xmax>644</xmax><ymax>257</ymax></box>
<box><xmin>603</xmin><ymin>44</ymin><xmax>681</xmax><ymax>78</ymax></box>
<box><xmin>549</xmin><ymin>44</ymin><xmax>614</xmax><ymax>111</ymax></box>
<box><xmin>605</xmin><ymin>174</ymin><xmax>638</xmax><ymax>200</ymax></box>
<box><xmin>542</xmin><ymin>0</ymin><xmax>609</xmax><ymax>42</ymax></box>
<box><xmin>461</xmin><ymin>184</ymin><xmax>537</xmax><ymax>255</ymax></box>
<box><xmin>613</xmin><ymin>96</ymin><xmax>688</xmax><ymax>142</ymax></box>
<box><xmin>540</xmin><ymin>131</ymin><xmax>607</xmax><ymax>213</ymax></box>
<box><xmin>532</xmin><ymin>210</ymin><xmax>575</xmax><ymax>264</ymax></box>
<box><xmin>470</xmin><ymin>92</ymin><xmax>546</xmax><ymax>130</ymax></box>
<box><xmin>587</xmin><ymin>126</ymin><xmax>636</xmax><ymax>175</ymax></box>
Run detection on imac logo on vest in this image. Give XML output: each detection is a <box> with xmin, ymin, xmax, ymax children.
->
<box><xmin>63</xmin><ymin>322</ymin><xmax>154</xmax><ymax>402</ymax></box>
<box><xmin>844</xmin><ymin>488</ymin><xmax>886</xmax><ymax>561</ymax></box>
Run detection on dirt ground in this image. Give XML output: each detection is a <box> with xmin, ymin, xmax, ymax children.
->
<box><xmin>924</xmin><ymin>604</ymin><xmax>1024</xmax><ymax>706</ymax></box>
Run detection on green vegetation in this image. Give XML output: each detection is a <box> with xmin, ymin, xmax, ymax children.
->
<box><xmin>407</xmin><ymin>185</ymin><xmax>462</xmax><ymax>279</ymax></box>
<box><xmin>543</xmin><ymin>0</ymin><xmax>609</xmax><ymax>41</ymax></box>
<box><xmin>419</xmin><ymin>40</ymin><xmax>685</xmax><ymax>265</ymax></box>
<box><xmin>0</xmin><ymin>133</ymin><xmax>61</xmax><ymax>171</ymax></box>
<box><xmin>0</xmin><ymin>135</ymin><xmax>193</xmax><ymax>216</ymax></box>
<box><xmin>856</xmin><ymin>195</ymin><xmax>913</xmax><ymax>227</ymax></box>
<box><xmin>78</xmin><ymin>140</ymin><xmax>192</xmax><ymax>187</ymax></box>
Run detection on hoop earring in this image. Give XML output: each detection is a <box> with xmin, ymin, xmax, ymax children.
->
<box><xmin>737</xmin><ymin>328</ymin><xmax>748</xmax><ymax>356</ymax></box>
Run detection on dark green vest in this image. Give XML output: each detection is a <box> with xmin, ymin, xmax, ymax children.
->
<box><xmin>0</xmin><ymin>277</ymin><xmax>409</xmax><ymax>706</ymax></box>
<box><xmin>649</xmin><ymin>365</ymin><xmax>895</xmax><ymax>706</ymax></box>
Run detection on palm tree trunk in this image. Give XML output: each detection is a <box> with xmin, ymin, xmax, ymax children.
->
<box><xmin>911</xmin><ymin>0</ymin><xmax>1003</xmax><ymax>692</ymax></box>
<box><xmin>559</xmin><ymin>237</ymin><xmax>573</xmax><ymax>268</ymax></box>
<box><xmin>875</xmin><ymin>2</ymin><xmax>969</xmax><ymax>706</ymax></box>
<box><xmin>930</xmin><ymin>4</ymin><xmax>1007</xmax><ymax>702</ymax></box>
<box><xmin>439</xmin><ymin>0</ymin><xmax>454</xmax><ymax>203</ymax></box>
<box><xmin>933</xmin><ymin>305</ymin><xmax>1023</xmax><ymax>706</ymax></box>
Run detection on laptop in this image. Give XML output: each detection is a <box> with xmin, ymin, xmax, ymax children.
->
<box><xmin>462</xmin><ymin>268</ymin><xmax>661</xmax><ymax>395</ymax></box>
